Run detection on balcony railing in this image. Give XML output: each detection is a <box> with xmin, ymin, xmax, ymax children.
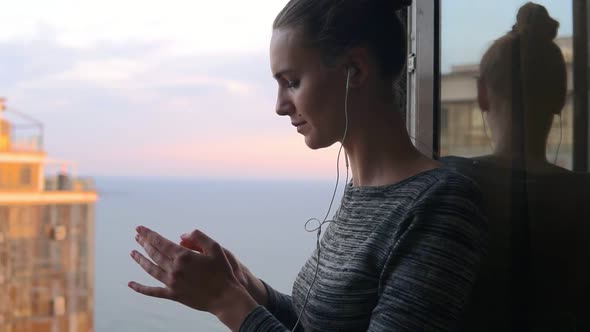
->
<box><xmin>44</xmin><ymin>160</ymin><xmax>95</xmax><ymax>192</ymax></box>
<box><xmin>0</xmin><ymin>107</ymin><xmax>44</xmax><ymax>153</ymax></box>
<box><xmin>9</xmin><ymin>131</ymin><xmax>43</xmax><ymax>153</ymax></box>
<box><xmin>44</xmin><ymin>175</ymin><xmax>95</xmax><ymax>192</ymax></box>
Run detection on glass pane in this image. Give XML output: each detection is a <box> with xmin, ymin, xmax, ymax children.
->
<box><xmin>440</xmin><ymin>2</ymin><xmax>589</xmax><ymax>331</ymax></box>
<box><xmin>441</xmin><ymin>1</ymin><xmax>574</xmax><ymax>169</ymax></box>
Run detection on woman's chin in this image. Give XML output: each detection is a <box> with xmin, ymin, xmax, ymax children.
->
<box><xmin>304</xmin><ymin>135</ymin><xmax>333</xmax><ymax>150</ymax></box>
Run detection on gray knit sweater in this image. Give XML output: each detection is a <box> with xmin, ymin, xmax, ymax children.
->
<box><xmin>239</xmin><ymin>168</ymin><xmax>488</xmax><ymax>332</ymax></box>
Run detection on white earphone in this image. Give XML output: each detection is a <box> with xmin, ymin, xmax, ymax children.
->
<box><xmin>347</xmin><ymin>66</ymin><xmax>358</xmax><ymax>79</ymax></box>
<box><xmin>291</xmin><ymin>64</ymin><xmax>354</xmax><ymax>332</ymax></box>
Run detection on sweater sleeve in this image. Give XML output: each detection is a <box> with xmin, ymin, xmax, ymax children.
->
<box><xmin>239</xmin><ymin>280</ymin><xmax>304</xmax><ymax>332</ymax></box>
<box><xmin>261</xmin><ymin>279</ymin><xmax>300</xmax><ymax>327</ymax></box>
<box><xmin>367</xmin><ymin>180</ymin><xmax>488</xmax><ymax>331</ymax></box>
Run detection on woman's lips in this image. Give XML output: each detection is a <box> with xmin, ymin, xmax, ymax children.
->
<box><xmin>293</xmin><ymin>122</ymin><xmax>307</xmax><ymax>133</ymax></box>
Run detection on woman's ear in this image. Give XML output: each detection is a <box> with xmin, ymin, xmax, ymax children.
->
<box><xmin>477</xmin><ymin>78</ymin><xmax>490</xmax><ymax>112</ymax></box>
<box><xmin>343</xmin><ymin>48</ymin><xmax>370</xmax><ymax>87</ymax></box>
<box><xmin>347</xmin><ymin>66</ymin><xmax>359</xmax><ymax>79</ymax></box>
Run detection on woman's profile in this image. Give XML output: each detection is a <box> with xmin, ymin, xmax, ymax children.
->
<box><xmin>127</xmin><ymin>1</ymin><xmax>488</xmax><ymax>331</ymax></box>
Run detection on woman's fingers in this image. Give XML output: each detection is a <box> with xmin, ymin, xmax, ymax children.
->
<box><xmin>137</xmin><ymin>226</ymin><xmax>185</xmax><ymax>258</ymax></box>
<box><xmin>180</xmin><ymin>238</ymin><xmax>204</xmax><ymax>253</ymax></box>
<box><xmin>180</xmin><ymin>229</ymin><xmax>223</xmax><ymax>257</ymax></box>
<box><xmin>131</xmin><ymin>250</ymin><xmax>170</xmax><ymax>286</ymax></box>
<box><xmin>128</xmin><ymin>281</ymin><xmax>174</xmax><ymax>300</ymax></box>
<box><xmin>129</xmin><ymin>227</ymin><xmax>247</xmax><ymax>314</ymax></box>
<box><xmin>136</xmin><ymin>234</ymin><xmax>172</xmax><ymax>271</ymax></box>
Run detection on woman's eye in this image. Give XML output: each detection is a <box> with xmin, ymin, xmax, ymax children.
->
<box><xmin>286</xmin><ymin>80</ymin><xmax>300</xmax><ymax>89</ymax></box>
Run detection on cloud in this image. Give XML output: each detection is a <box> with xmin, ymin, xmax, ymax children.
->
<box><xmin>32</xmin><ymin>53</ymin><xmax>262</xmax><ymax>97</ymax></box>
<box><xmin>0</xmin><ymin>0</ymin><xmax>288</xmax><ymax>54</ymax></box>
<box><xmin>50</xmin><ymin>59</ymin><xmax>152</xmax><ymax>82</ymax></box>
<box><xmin>0</xmin><ymin>0</ymin><xmax>347</xmax><ymax>179</ymax></box>
<box><xmin>441</xmin><ymin>0</ymin><xmax>573</xmax><ymax>72</ymax></box>
<box><xmin>92</xmin><ymin>134</ymin><xmax>344</xmax><ymax>180</ymax></box>
<box><xmin>0</xmin><ymin>31</ymin><xmax>320</xmax><ymax>179</ymax></box>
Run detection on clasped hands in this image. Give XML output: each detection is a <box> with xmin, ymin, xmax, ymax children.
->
<box><xmin>129</xmin><ymin>226</ymin><xmax>261</xmax><ymax>331</ymax></box>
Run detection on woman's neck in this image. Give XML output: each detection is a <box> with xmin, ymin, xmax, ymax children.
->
<box><xmin>493</xmin><ymin>133</ymin><xmax>550</xmax><ymax>167</ymax></box>
<box><xmin>343</xmin><ymin>110</ymin><xmax>440</xmax><ymax>187</ymax></box>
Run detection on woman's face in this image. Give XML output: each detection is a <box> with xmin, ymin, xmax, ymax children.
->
<box><xmin>270</xmin><ymin>28</ymin><xmax>347</xmax><ymax>150</ymax></box>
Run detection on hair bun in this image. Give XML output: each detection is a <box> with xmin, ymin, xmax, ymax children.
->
<box><xmin>392</xmin><ymin>0</ymin><xmax>412</xmax><ymax>11</ymax></box>
<box><xmin>513</xmin><ymin>2</ymin><xmax>559</xmax><ymax>42</ymax></box>
<box><xmin>375</xmin><ymin>0</ymin><xmax>411</xmax><ymax>12</ymax></box>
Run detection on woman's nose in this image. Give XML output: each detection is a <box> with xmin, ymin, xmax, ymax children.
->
<box><xmin>275</xmin><ymin>90</ymin><xmax>294</xmax><ymax>116</ymax></box>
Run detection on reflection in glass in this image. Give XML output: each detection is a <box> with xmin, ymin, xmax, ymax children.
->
<box><xmin>474</xmin><ymin>3</ymin><xmax>568</xmax><ymax>173</ymax></box>
<box><xmin>441</xmin><ymin>5</ymin><xmax>573</xmax><ymax>170</ymax></box>
<box><xmin>441</xmin><ymin>2</ymin><xmax>590</xmax><ymax>332</ymax></box>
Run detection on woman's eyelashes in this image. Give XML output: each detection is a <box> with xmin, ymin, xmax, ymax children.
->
<box><xmin>286</xmin><ymin>80</ymin><xmax>300</xmax><ymax>89</ymax></box>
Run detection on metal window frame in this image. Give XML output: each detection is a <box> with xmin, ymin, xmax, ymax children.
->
<box><xmin>407</xmin><ymin>0</ymin><xmax>441</xmax><ymax>158</ymax></box>
<box><xmin>573</xmin><ymin>0</ymin><xmax>590</xmax><ymax>171</ymax></box>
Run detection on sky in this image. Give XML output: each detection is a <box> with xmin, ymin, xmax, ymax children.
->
<box><xmin>442</xmin><ymin>0</ymin><xmax>573</xmax><ymax>72</ymax></box>
<box><xmin>0</xmin><ymin>0</ymin><xmax>574</xmax><ymax>179</ymax></box>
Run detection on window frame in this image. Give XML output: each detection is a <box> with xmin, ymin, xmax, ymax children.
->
<box><xmin>573</xmin><ymin>0</ymin><xmax>590</xmax><ymax>171</ymax></box>
<box><xmin>406</xmin><ymin>0</ymin><xmax>441</xmax><ymax>159</ymax></box>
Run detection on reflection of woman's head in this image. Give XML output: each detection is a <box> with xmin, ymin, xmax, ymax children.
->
<box><xmin>478</xmin><ymin>2</ymin><xmax>567</xmax><ymax>146</ymax></box>
<box><xmin>270</xmin><ymin>0</ymin><xmax>411</xmax><ymax>149</ymax></box>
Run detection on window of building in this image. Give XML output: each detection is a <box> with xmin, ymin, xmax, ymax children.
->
<box><xmin>19</xmin><ymin>166</ymin><xmax>32</xmax><ymax>186</ymax></box>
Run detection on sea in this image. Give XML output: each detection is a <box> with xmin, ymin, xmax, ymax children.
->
<box><xmin>94</xmin><ymin>177</ymin><xmax>342</xmax><ymax>332</ymax></box>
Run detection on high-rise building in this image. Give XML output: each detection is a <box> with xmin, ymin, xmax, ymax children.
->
<box><xmin>0</xmin><ymin>98</ymin><xmax>98</xmax><ymax>332</ymax></box>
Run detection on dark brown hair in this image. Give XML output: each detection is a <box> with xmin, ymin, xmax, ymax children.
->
<box><xmin>273</xmin><ymin>0</ymin><xmax>412</xmax><ymax>80</ymax></box>
<box><xmin>480</xmin><ymin>2</ymin><xmax>567</xmax><ymax>114</ymax></box>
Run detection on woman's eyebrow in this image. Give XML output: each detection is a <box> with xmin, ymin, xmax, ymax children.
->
<box><xmin>273</xmin><ymin>69</ymin><xmax>296</xmax><ymax>80</ymax></box>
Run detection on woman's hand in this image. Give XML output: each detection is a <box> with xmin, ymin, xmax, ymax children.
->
<box><xmin>180</xmin><ymin>231</ymin><xmax>269</xmax><ymax>307</ymax></box>
<box><xmin>129</xmin><ymin>226</ymin><xmax>258</xmax><ymax>330</ymax></box>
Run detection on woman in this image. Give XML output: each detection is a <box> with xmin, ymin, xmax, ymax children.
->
<box><xmin>474</xmin><ymin>2</ymin><xmax>568</xmax><ymax>173</ymax></box>
<box><xmin>129</xmin><ymin>1</ymin><xmax>488</xmax><ymax>331</ymax></box>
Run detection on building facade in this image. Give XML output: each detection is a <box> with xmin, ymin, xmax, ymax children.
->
<box><xmin>0</xmin><ymin>99</ymin><xmax>98</xmax><ymax>332</ymax></box>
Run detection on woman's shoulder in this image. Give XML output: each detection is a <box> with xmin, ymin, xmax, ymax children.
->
<box><xmin>343</xmin><ymin>166</ymin><xmax>484</xmax><ymax>218</ymax></box>
<box><xmin>350</xmin><ymin>166</ymin><xmax>483</xmax><ymax>206</ymax></box>
<box><xmin>409</xmin><ymin>166</ymin><xmax>483</xmax><ymax>199</ymax></box>
<box><xmin>408</xmin><ymin>166</ymin><xmax>485</xmax><ymax>217</ymax></box>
